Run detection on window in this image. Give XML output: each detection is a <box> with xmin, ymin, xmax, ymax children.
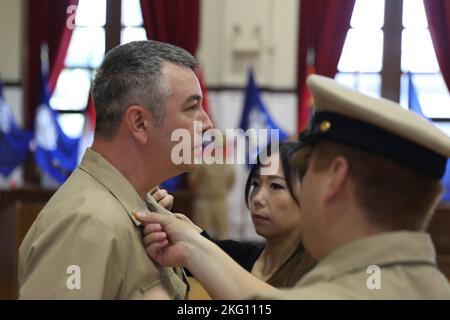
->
<box><xmin>50</xmin><ymin>0</ymin><xmax>107</xmax><ymax>138</ymax></box>
<box><xmin>400</xmin><ymin>0</ymin><xmax>450</xmax><ymax>123</ymax></box>
<box><xmin>49</xmin><ymin>0</ymin><xmax>149</xmax><ymax>140</ymax></box>
<box><xmin>336</xmin><ymin>0</ymin><xmax>385</xmax><ymax>98</ymax></box>
<box><xmin>336</xmin><ymin>0</ymin><xmax>450</xmax><ymax>136</ymax></box>
<box><xmin>121</xmin><ymin>0</ymin><xmax>147</xmax><ymax>44</ymax></box>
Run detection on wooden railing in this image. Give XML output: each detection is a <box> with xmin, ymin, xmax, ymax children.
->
<box><xmin>0</xmin><ymin>201</ymin><xmax>47</xmax><ymax>299</ymax></box>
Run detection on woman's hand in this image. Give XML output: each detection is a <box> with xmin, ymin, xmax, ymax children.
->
<box><xmin>149</xmin><ymin>186</ymin><xmax>174</xmax><ymax>211</ymax></box>
<box><xmin>135</xmin><ymin>212</ymin><xmax>202</xmax><ymax>267</ymax></box>
<box><xmin>173</xmin><ymin>213</ymin><xmax>203</xmax><ymax>233</ymax></box>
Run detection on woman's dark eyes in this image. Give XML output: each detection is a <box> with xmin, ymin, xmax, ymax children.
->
<box><xmin>252</xmin><ymin>181</ymin><xmax>284</xmax><ymax>190</ymax></box>
<box><xmin>271</xmin><ymin>183</ymin><xmax>284</xmax><ymax>190</ymax></box>
<box><xmin>186</xmin><ymin>105</ymin><xmax>196</xmax><ymax>112</ymax></box>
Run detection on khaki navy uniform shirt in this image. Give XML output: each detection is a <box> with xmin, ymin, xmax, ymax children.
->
<box><xmin>253</xmin><ymin>232</ymin><xmax>450</xmax><ymax>299</ymax></box>
<box><xmin>18</xmin><ymin>148</ymin><xmax>188</xmax><ymax>299</ymax></box>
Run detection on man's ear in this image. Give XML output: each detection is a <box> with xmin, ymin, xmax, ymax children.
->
<box><xmin>125</xmin><ymin>105</ymin><xmax>150</xmax><ymax>145</ymax></box>
<box><xmin>323</xmin><ymin>156</ymin><xmax>349</xmax><ymax>204</ymax></box>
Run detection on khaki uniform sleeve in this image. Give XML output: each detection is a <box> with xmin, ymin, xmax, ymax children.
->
<box><xmin>19</xmin><ymin>213</ymin><xmax>124</xmax><ymax>299</ymax></box>
<box><xmin>250</xmin><ymin>282</ymin><xmax>364</xmax><ymax>300</ymax></box>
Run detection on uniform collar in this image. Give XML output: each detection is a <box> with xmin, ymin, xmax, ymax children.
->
<box><xmin>79</xmin><ymin>148</ymin><xmax>145</xmax><ymax>227</ymax></box>
<box><xmin>299</xmin><ymin>231</ymin><xmax>436</xmax><ymax>286</ymax></box>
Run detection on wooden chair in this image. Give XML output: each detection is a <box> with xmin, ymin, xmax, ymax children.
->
<box><xmin>0</xmin><ymin>201</ymin><xmax>45</xmax><ymax>299</ymax></box>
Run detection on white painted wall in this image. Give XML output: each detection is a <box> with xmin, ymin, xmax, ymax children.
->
<box><xmin>198</xmin><ymin>0</ymin><xmax>299</xmax><ymax>88</ymax></box>
<box><xmin>208</xmin><ymin>90</ymin><xmax>297</xmax><ymax>134</ymax></box>
<box><xmin>0</xmin><ymin>0</ymin><xmax>23</xmax><ymax>82</ymax></box>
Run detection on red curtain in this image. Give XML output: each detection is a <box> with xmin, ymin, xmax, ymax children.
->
<box><xmin>140</xmin><ymin>0</ymin><xmax>211</xmax><ymax>120</ymax></box>
<box><xmin>24</xmin><ymin>0</ymin><xmax>78</xmax><ymax>128</ymax></box>
<box><xmin>424</xmin><ymin>0</ymin><xmax>450</xmax><ymax>91</ymax></box>
<box><xmin>140</xmin><ymin>0</ymin><xmax>200</xmax><ymax>56</ymax></box>
<box><xmin>297</xmin><ymin>0</ymin><xmax>355</xmax><ymax>132</ymax></box>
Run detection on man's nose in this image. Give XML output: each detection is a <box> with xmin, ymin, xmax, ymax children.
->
<box><xmin>201</xmin><ymin>108</ymin><xmax>214</xmax><ymax>132</ymax></box>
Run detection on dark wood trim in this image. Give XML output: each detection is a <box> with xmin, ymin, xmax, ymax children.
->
<box><xmin>55</xmin><ymin>109</ymin><xmax>86</xmax><ymax>114</ymax></box>
<box><xmin>22</xmin><ymin>0</ymin><xmax>40</xmax><ymax>186</ymax></box>
<box><xmin>431</xmin><ymin>118</ymin><xmax>450</xmax><ymax>122</ymax></box>
<box><xmin>105</xmin><ymin>0</ymin><xmax>122</xmax><ymax>53</ymax></box>
<box><xmin>381</xmin><ymin>0</ymin><xmax>403</xmax><ymax>102</ymax></box>
<box><xmin>206</xmin><ymin>86</ymin><xmax>296</xmax><ymax>94</ymax></box>
<box><xmin>2</xmin><ymin>81</ymin><xmax>22</xmax><ymax>87</ymax></box>
<box><xmin>21</xmin><ymin>0</ymin><xmax>32</xmax><ymax>129</ymax></box>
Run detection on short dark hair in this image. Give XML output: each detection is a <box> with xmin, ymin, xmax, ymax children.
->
<box><xmin>312</xmin><ymin>141</ymin><xmax>444</xmax><ymax>231</ymax></box>
<box><xmin>92</xmin><ymin>40</ymin><xmax>198</xmax><ymax>139</ymax></box>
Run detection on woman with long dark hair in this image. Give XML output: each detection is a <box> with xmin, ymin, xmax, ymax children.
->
<box><xmin>153</xmin><ymin>142</ymin><xmax>316</xmax><ymax>288</ymax></box>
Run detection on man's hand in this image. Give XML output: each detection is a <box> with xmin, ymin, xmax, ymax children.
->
<box><xmin>135</xmin><ymin>212</ymin><xmax>202</xmax><ymax>267</ymax></box>
<box><xmin>149</xmin><ymin>186</ymin><xmax>174</xmax><ymax>211</ymax></box>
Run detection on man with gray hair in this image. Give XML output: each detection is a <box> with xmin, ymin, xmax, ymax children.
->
<box><xmin>18</xmin><ymin>40</ymin><xmax>213</xmax><ymax>299</ymax></box>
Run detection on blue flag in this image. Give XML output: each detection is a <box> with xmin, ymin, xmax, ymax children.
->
<box><xmin>0</xmin><ymin>79</ymin><xmax>32</xmax><ymax>177</ymax></box>
<box><xmin>160</xmin><ymin>175</ymin><xmax>182</xmax><ymax>194</ymax></box>
<box><xmin>239</xmin><ymin>68</ymin><xmax>288</xmax><ymax>165</ymax></box>
<box><xmin>34</xmin><ymin>72</ymin><xmax>80</xmax><ymax>184</ymax></box>
<box><xmin>408</xmin><ymin>73</ymin><xmax>450</xmax><ymax>201</ymax></box>
<box><xmin>442</xmin><ymin>160</ymin><xmax>450</xmax><ymax>203</ymax></box>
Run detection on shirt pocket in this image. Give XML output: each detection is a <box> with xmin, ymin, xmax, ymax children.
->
<box><xmin>127</xmin><ymin>271</ymin><xmax>187</xmax><ymax>300</ymax></box>
<box><xmin>128</xmin><ymin>278</ymin><xmax>164</xmax><ymax>300</ymax></box>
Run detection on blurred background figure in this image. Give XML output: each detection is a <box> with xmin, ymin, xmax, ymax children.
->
<box><xmin>189</xmin><ymin>133</ymin><xmax>235</xmax><ymax>239</ymax></box>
